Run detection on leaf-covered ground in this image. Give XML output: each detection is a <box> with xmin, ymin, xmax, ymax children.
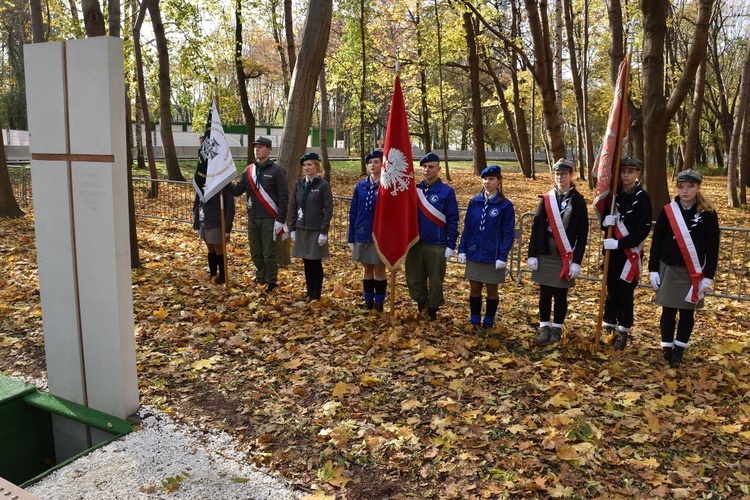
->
<box><xmin>2</xmin><ymin>171</ymin><xmax>750</xmax><ymax>499</ymax></box>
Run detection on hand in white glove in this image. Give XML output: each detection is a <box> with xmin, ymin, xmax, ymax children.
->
<box><xmin>445</xmin><ymin>247</ymin><xmax>454</xmax><ymax>260</ymax></box>
<box><xmin>280</xmin><ymin>223</ymin><xmax>289</xmax><ymax>241</ymax></box>
<box><xmin>649</xmin><ymin>271</ymin><xmax>660</xmax><ymax>291</ymax></box>
<box><xmin>603</xmin><ymin>238</ymin><xmax>619</xmax><ymax>251</ymax></box>
<box><xmin>318</xmin><ymin>234</ymin><xmax>328</xmax><ymax>246</ymax></box>
<box><xmin>527</xmin><ymin>257</ymin><xmax>539</xmax><ymax>271</ymax></box>
<box><xmin>348</xmin><ymin>242</ymin><xmax>354</xmax><ymax>252</ymax></box>
<box><xmin>495</xmin><ymin>260</ymin><xmax>506</xmax><ymax>270</ymax></box>
<box><xmin>568</xmin><ymin>263</ymin><xmax>581</xmax><ymax>280</ymax></box>
<box><xmin>698</xmin><ymin>277</ymin><xmax>713</xmax><ymax>293</ymax></box>
<box><xmin>272</xmin><ymin>221</ymin><xmax>283</xmax><ymax>241</ymax></box>
<box><xmin>457</xmin><ymin>253</ymin><xmax>467</xmax><ymax>264</ymax></box>
<box><xmin>603</xmin><ymin>215</ymin><xmax>617</xmax><ymax>227</ymax></box>
<box><xmin>290</xmin><ymin>231</ymin><xmax>296</xmax><ymax>242</ymax></box>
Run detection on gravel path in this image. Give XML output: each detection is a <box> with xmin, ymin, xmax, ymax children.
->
<box><xmin>26</xmin><ymin>408</ymin><xmax>300</xmax><ymax>500</ymax></box>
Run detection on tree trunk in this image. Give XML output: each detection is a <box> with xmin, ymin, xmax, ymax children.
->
<box><xmin>554</xmin><ymin>0</ymin><xmax>564</xmax><ymax>121</ymax></box>
<box><xmin>148</xmin><ymin>0</ymin><xmax>183</xmax><ymax>181</ymax></box>
<box><xmin>525</xmin><ymin>0</ymin><xmax>565</xmax><ymax>161</ymax></box>
<box><xmin>29</xmin><ymin>0</ymin><xmax>45</xmax><ymax>42</ymax></box>
<box><xmin>82</xmin><ymin>0</ymin><xmax>106</xmax><ymax>36</ymax></box>
<box><xmin>319</xmin><ymin>66</ymin><xmax>332</xmax><ymax>183</ymax></box>
<box><xmin>434</xmin><ymin>0</ymin><xmax>451</xmax><ymax>180</ymax></box>
<box><xmin>682</xmin><ymin>58</ymin><xmax>707</xmax><ymax>171</ymax></box>
<box><xmin>358</xmin><ymin>0</ymin><xmax>367</xmax><ymax>175</ymax></box>
<box><xmin>235</xmin><ymin>0</ymin><xmax>257</xmax><ymax>163</ymax></box>
<box><xmin>726</xmin><ymin>40</ymin><xmax>750</xmax><ymax>206</ymax></box>
<box><xmin>277</xmin><ymin>0</ymin><xmax>333</xmax><ymax>266</ymax></box>
<box><xmin>641</xmin><ymin>0</ymin><xmax>714</xmax><ymax>215</ymax></box>
<box><xmin>284</xmin><ymin>0</ymin><xmax>296</xmax><ymax>75</ymax></box>
<box><xmin>463</xmin><ymin>12</ymin><xmax>486</xmax><ymax>174</ymax></box>
<box><xmin>563</xmin><ymin>0</ymin><xmax>588</xmax><ymax>180</ymax></box>
<box><xmin>108</xmin><ymin>0</ymin><xmax>120</xmax><ymax>37</ymax></box>
<box><xmin>0</xmin><ymin>116</ymin><xmax>24</xmax><ymax>218</ymax></box>
<box><xmin>133</xmin><ymin>0</ymin><xmax>158</xmax><ymax>198</ymax></box>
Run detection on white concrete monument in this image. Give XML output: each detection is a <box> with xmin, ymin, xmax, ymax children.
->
<box><xmin>24</xmin><ymin>37</ymin><xmax>139</xmax><ymax>461</ymax></box>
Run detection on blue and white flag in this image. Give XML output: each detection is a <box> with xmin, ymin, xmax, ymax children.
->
<box><xmin>193</xmin><ymin>99</ymin><xmax>237</xmax><ymax>202</ymax></box>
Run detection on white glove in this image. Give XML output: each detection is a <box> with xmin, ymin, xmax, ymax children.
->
<box><xmin>649</xmin><ymin>272</ymin><xmax>660</xmax><ymax>291</ymax></box>
<box><xmin>495</xmin><ymin>260</ymin><xmax>506</xmax><ymax>270</ymax></box>
<box><xmin>603</xmin><ymin>238</ymin><xmax>619</xmax><ymax>251</ymax></box>
<box><xmin>698</xmin><ymin>277</ymin><xmax>713</xmax><ymax>293</ymax></box>
<box><xmin>290</xmin><ymin>231</ymin><xmax>296</xmax><ymax>242</ymax></box>
<box><xmin>348</xmin><ymin>243</ymin><xmax>354</xmax><ymax>252</ymax></box>
<box><xmin>603</xmin><ymin>215</ymin><xmax>617</xmax><ymax>227</ymax></box>
<box><xmin>281</xmin><ymin>223</ymin><xmax>290</xmax><ymax>241</ymax></box>
<box><xmin>445</xmin><ymin>247</ymin><xmax>454</xmax><ymax>260</ymax></box>
<box><xmin>318</xmin><ymin>234</ymin><xmax>328</xmax><ymax>246</ymax></box>
<box><xmin>273</xmin><ymin>221</ymin><xmax>283</xmax><ymax>241</ymax></box>
<box><xmin>568</xmin><ymin>263</ymin><xmax>581</xmax><ymax>280</ymax></box>
<box><xmin>457</xmin><ymin>253</ymin><xmax>467</xmax><ymax>264</ymax></box>
<box><xmin>528</xmin><ymin>257</ymin><xmax>539</xmax><ymax>271</ymax></box>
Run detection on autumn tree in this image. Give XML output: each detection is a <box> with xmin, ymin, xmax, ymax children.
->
<box><xmin>640</xmin><ymin>0</ymin><xmax>715</xmax><ymax>213</ymax></box>
<box><xmin>0</xmin><ymin>116</ymin><xmax>24</xmax><ymax>217</ymax></box>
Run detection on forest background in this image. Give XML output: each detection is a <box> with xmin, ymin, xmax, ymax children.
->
<box><xmin>2</xmin><ymin>0</ymin><xmax>750</xmax><ymax>497</ymax></box>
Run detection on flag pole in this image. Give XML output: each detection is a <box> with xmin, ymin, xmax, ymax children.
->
<box><xmin>389</xmin><ymin>269</ymin><xmax>396</xmax><ymax>325</ymax></box>
<box><xmin>219</xmin><ymin>190</ymin><xmax>229</xmax><ymax>288</ymax></box>
<box><xmin>594</xmin><ymin>53</ymin><xmax>631</xmax><ymax>350</ymax></box>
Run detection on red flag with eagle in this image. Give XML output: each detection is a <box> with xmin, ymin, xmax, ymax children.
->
<box><xmin>592</xmin><ymin>57</ymin><xmax>630</xmax><ymax>220</ymax></box>
<box><xmin>373</xmin><ymin>75</ymin><xmax>420</xmax><ymax>269</ymax></box>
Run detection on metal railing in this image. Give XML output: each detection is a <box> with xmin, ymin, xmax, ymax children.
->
<box><xmin>8</xmin><ymin>168</ymin><xmax>750</xmax><ymax>301</ymax></box>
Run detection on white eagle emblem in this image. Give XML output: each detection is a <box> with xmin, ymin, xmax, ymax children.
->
<box><xmin>381</xmin><ymin>148</ymin><xmax>413</xmax><ymax>196</ymax></box>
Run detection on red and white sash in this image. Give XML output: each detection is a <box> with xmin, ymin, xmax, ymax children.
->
<box><xmin>247</xmin><ymin>163</ymin><xmax>279</xmax><ymax>218</ymax></box>
<box><xmin>544</xmin><ymin>190</ymin><xmax>574</xmax><ymax>280</ymax></box>
<box><xmin>417</xmin><ymin>188</ymin><xmax>447</xmax><ymax>229</ymax></box>
<box><xmin>664</xmin><ymin>201</ymin><xmax>703</xmax><ymax>303</ymax></box>
<box><xmin>612</xmin><ymin>208</ymin><xmax>643</xmax><ymax>283</ymax></box>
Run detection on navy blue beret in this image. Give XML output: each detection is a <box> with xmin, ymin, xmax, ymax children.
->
<box><xmin>420</xmin><ymin>152</ymin><xmax>440</xmax><ymax>165</ymax></box>
<box><xmin>300</xmin><ymin>152</ymin><xmax>321</xmax><ymax>164</ymax></box>
<box><xmin>365</xmin><ymin>150</ymin><xmax>384</xmax><ymax>163</ymax></box>
<box><xmin>480</xmin><ymin>165</ymin><xmax>502</xmax><ymax>178</ymax></box>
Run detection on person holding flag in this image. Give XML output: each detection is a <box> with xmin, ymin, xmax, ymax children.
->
<box><xmin>457</xmin><ymin>165</ymin><xmax>515</xmax><ymax>329</ymax></box>
<box><xmin>527</xmin><ymin>159</ymin><xmax>589</xmax><ymax>345</ymax></box>
<box><xmin>227</xmin><ymin>137</ymin><xmax>288</xmax><ymax>291</ymax></box>
<box><xmin>192</xmin><ymin>99</ymin><xmax>238</xmax><ymax>285</ymax></box>
<box><xmin>648</xmin><ymin>169</ymin><xmax>719</xmax><ymax>368</ymax></box>
<box><xmin>289</xmin><ymin>152</ymin><xmax>333</xmax><ymax>301</ymax></box>
<box><xmin>405</xmin><ymin>152</ymin><xmax>459</xmax><ymax>320</ymax></box>
<box><xmin>598</xmin><ymin>156</ymin><xmax>652</xmax><ymax>350</ymax></box>
<box><xmin>348</xmin><ymin>150</ymin><xmax>387</xmax><ymax>311</ymax></box>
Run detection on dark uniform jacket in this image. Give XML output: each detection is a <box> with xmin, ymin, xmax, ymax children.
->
<box><xmin>528</xmin><ymin>187</ymin><xmax>589</xmax><ymax>265</ymax></box>
<box><xmin>601</xmin><ymin>183</ymin><xmax>652</xmax><ymax>271</ymax></box>
<box><xmin>648</xmin><ymin>196</ymin><xmax>720</xmax><ymax>279</ymax></box>
<box><xmin>228</xmin><ymin>160</ymin><xmax>288</xmax><ymax>222</ymax></box>
<box><xmin>192</xmin><ymin>190</ymin><xmax>235</xmax><ymax>232</ymax></box>
<box><xmin>289</xmin><ymin>176</ymin><xmax>334</xmax><ymax>234</ymax></box>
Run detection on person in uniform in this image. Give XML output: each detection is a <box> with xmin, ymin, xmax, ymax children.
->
<box><xmin>457</xmin><ymin>165</ymin><xmax>515</xmax><ymax>329</ymax></box>
<box><xmin>648</xmin><ymin>169</ymin><xmax>719</xmax><ymax>368</ymax></box>
<box><xmin>348</xmin><ymin>150</ymin><xmax>387</xmax><ymax>311</ymax></box>
<box><xmin>527</xmin><ymin>159</ymin><xmax>589</xmax><ymax>345</ymax></box>
<box><xmin>599</xmin><ymin>156</ymin><xmax>652</xmax><ymax>350</ymax></box>
<box><xmin>227</xmin><ymin>137</ymin><xmax>288</xmax><ymax>291</ymax></box>
<box><xmin>405</xmin><ymin>152</ymin><xmax>459</xmax><ymax>320</ymax></box>
<box><xmin>289</xmin><ymin>152</ymin><xmax>333</xmax><ymax>301</ymax></box>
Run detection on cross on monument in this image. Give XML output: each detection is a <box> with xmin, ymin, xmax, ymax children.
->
<box><xmin>24</xmin><ymin>37</ymin><xmax>139</xmax><ymax>461</ymax></box>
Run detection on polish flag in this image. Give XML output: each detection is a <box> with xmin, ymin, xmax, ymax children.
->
<box><xmin>373</xmin><ymin>75</ymin><xmax>419</xmax><ymax>269</ymax></box>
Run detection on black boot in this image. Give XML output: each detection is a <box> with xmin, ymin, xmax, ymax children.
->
<box><xmin>662</xmin><ymin>347</ymin><xmax>673</xmax><ymax>363</ymax></box>
<box><xmin>670</xmin><ymin>346</ymin><xmax>685</xmax><ymax>368</ymax></box>
<box><xmin>207</xmin><ymin>253</ymin><xmax>218</xmax><ymax>280</ymax></box>
<box><xmin>416</xmin><ymin>301</ymin><xmax>426</xmax><ymax>314</ymax></box>
<box><xmin>215</xmin><ymin>255</ymin><xmax>225</xmax><ymax>284</ymax></box>
<box><xmin>612</xmin><ymin>331</ymin><xmax>629</xmax><ymax>351</ymax></box>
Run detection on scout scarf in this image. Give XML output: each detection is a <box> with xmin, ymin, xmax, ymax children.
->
<box><xmin>612</xmin><ymin>208</ymin><xmax>644</xmax><ymax>283</ymax></box>
<box><xmin>417</xmin><ymin>185</ymin><xmax>447</xmax><ymax>229</ymax></box>
<box><xmin>247</xmin><ymin>163</ymin><xmax>280</xmax><ymax>218</ymax></box>
<box><xmin>664</xmin><ymin>201</ymin><xmax>704</xmax><ymax>303</ymax></box>
<box><xmin>544</xmin><ymin>189</ymin><xmax>574</xmax><ymax>280</ymax></box>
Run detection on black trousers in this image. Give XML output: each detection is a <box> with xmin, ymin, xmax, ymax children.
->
<box><xmin>603</xmin><ymin>268</ymin><xmax>639</xmax><ymax>328</ymax></box>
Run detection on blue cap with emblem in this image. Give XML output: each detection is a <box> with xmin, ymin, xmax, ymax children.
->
<box><xmin>365</xmin><ymin>150</ymin><xmax>384</xmax><ymax>163</ymax></box>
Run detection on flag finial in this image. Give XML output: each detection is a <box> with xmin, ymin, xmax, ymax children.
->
<box><xmin>395</xmin><ymin>48</ymin><xmax>400</xmax><ymax>74</ymax></box>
